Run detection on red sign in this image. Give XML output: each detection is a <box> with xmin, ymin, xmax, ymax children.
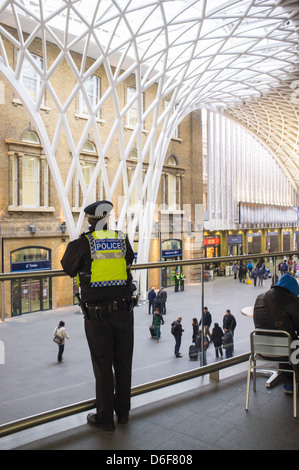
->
<box><xmin>204</xmin><ymin>237</ymin><xmax>220</xmax><ymax>245</ymax></box>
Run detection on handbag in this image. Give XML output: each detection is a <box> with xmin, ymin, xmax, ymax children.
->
<box><xmin>53</xmin><ymin>335</ymin><xmax>63</xmax><ymax>345</ymax></box>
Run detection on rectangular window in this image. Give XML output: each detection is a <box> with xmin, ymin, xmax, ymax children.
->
<box><xmin>126</xmin><ymin>87</ymin><xmax>138</xmax><ymax>127</ymax></box>
<box><xmin>75</xmin><ymin>162</ymin><xmax>96</xmax><ymax>208</ymax></box>
<box><xmin>21</xmin><ymin>53</ymin><xmax>44</xmax><ymax>103</ymax></box>
<box><xmin>128</xmin><ymin>168</ymin><xmax>139</xmax><ymax>207</ymax></box>
<box><xmin>164</xmin><ymin>99</ymin><xmax>179</xmax><ymax>139</ymax></box>
<box><xmin>11</xmin><ymin>154</ymin><xmax>49</xmax><ymax>209</ymax></box>
<box><xmin>79</xmin><ymin>75</ymin><xmax>100</xmax><ymax>118</ymax></box>
<box><xmin>22</xmin><ymin>155</ymin><xmax>40</xmax><ymax>207</ymax></box>
<box><xmin>168</xmin><ymin>174</ymin><xmax>177</xmax><ymax>210</ymax></box>
<box><xmin>12</xmin><ymin>155</ymin><xmax>18</xmax><ymax>206</ymax></box>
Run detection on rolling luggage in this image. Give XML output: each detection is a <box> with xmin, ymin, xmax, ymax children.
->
<box><xmin>189</xmin><ymin>344</ymin><xmax>198</xmax><ymax>360</ymax></box>
<box><xmin>149</xmin><ymin>325</ymin><xmax>157</xmax><ymax>338</ymax></box>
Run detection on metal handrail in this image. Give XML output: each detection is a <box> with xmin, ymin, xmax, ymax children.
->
<box><xmin>0</xmin><ymin>352</ymin><xmax>250</xmax><ymax>438</ymax></box>
<box><xmin>0</xmin><ymin>250</ymin><xmax>297</xmax><ymax>280</ymax></box>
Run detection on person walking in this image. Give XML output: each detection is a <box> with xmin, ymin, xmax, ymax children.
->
<box><xmin>258</xmin><ymin>266</ymin><xmax>264</xmax><ymax>286</ymax></box>
<box><xmin>239</xmin><ymin>263</ymin><xmax>247</xmax><ymax>283</ymax></box>
<box><xmin>152</xmin><ymin>307</ymin><xmax>164</xmax><ymax>342</ymax></box>
<box><xmin>61</xmin><ymin>200</ymin><xmax>135</xmax><ymax>431</ymax></box>
<box><xmin>53</xmin><ymin>321</ymin><xmax>69</xmax><ymax>363</ymax></box>
<box><xmin>195</xmin><ymin>330</ymin><xmax>209</xmax><ymax>366</ymax></box>
<box><xmin>158</xmin><ymin>287</ymin><xmax>167</xmax><ymax>314</ymax></box>
<box><xmin>222</xmin><ymin>328</ymin><xmax>234</xmax><ymax>358</ymax></box>
<box><xmin>171</xmin><ymin>316</ymin><xmax>184</xmax><ymax>357</ymax></box>
<box><xmin>222</xmin><ymin>309</ymin><xmax>237</xmax><ymax>335</ymax></box>
<box><xmin>247</xmin><ymin>261</ymin><xmax>253</xmax><ymax>278</ymax></box>
<box><xmin>148</xmin><ymin>287</ymin><xmax>156</xmax><ymax>314</ymax></box>
<box><xmin>232</xmin><ymin>262</ymin><xmax>239</xmax><ymax>280</ymax></box>
<box><xmin>199</xmin><ymin>307</ymin><xmax>212</xmax><ymax>340</ymax></box>
<box><xmin>192</xmin><ymin>318</ymin><xmax>199</xmax><ymax>343</ymax></box>
<box><xmin>211</xmin><ymin>322</ymin><xmax>224</xmax><ymax>359</ymax></box>
<box><xmin>252</xmin><ymin>267</ymin><xmax>258</xmax><ymax>286</ymax></box>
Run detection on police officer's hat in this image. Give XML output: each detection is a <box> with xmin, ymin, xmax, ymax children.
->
<box><xmin>84</xmin><ymin>200</ymin><xmax>113</xmax><ymax>220</ymax></box>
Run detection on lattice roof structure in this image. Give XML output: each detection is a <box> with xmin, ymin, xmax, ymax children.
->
<box><xmin>0</xmin><ymin>0</ymin><xmax>298</xmax><ymax>258</ymax></box>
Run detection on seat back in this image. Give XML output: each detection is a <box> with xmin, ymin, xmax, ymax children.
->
<box><xmin>250</xmin><ymin>329</ymin><xmax>292</xmax><ymax>358</ymax></box>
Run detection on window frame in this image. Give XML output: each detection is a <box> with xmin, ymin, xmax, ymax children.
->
<box><xmin>20</xmin><ymin>52</ymin><xmax>44</xmax><ymax>104</ymax></box>
<box><xmin>78</xmin><ymin>75</ymin><xmax>101</xmax><ymax>118</ymax></box>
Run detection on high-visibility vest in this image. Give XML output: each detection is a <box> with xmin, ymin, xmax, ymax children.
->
<box><xmin>78</xmin><ymin>230</ymin><xmax>128</xmax><ymax>288</ymax></box>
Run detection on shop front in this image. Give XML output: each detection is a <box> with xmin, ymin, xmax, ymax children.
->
<box><xmin>247</xmin><ymin>232</ymin><xmax>262</xmax><ymax>254</ymax></box>
<box><xmin>161</xmin><ymin>239</ymin><xmax>182</xmax><ymax>287</ymax></box>
<box><xmin>204</xmin><ymin>235</ymin><xmax>220</xmax><ymax>258</ymax></box>
<box><xmin>228</xmin><ymin>234</ymin><xmax>243</xmax><ymax>256</ymax></box>
<box><xmin>11</xmin><ymin>247</ymin><xmax>52</xmax><ymax>316</ymax></box>
<box><xmin>267</xmin><ymin>232</ymin><xmax>279</xmax><ymax>253</ymax></box>
<box><xmin>282</xmin><ymin>231</ymin><xmax>290</xmax><ymax>251</ymax></box>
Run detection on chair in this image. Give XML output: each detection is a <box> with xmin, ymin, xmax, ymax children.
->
<box><xmin>245</xmin><ymin>329</ymin><xmax>297</xmax><ymax>418</ymax></box>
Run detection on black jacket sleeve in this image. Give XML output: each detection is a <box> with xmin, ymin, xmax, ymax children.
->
<box><xmin>60</xmin><ymin>236</ymin><xmax>91</xmax><ymax>277</ymax></box>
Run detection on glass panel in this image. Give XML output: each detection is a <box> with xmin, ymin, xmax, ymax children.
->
<box><xmin>30</xmin><ymin>279</ymin><xmax>41</xmax><ymax>312</ymax></box>
<box><xmin>21</xmin><ymin>130</ymin><xmax>40</xmax><ymax>143</ymax></box>
<box><xmin>80</xmin><ymin>75</ymin><xmax>100</xmax><ymax>117</ymax></box>
<box><xmin>1</xmin><ymin>253</ymin><xmax>295</xmax><ymax>427</ymax></box>
<box><xmin>81</xmin><ymin>162</ymin><xmax>96</xmax><ymax>203</ymax></box>
<box><xmin>11</xmin><ymin>280</ymin><xmax>21</xmax><ymax>316</ymax></box>
<box><xmin>22</xmin><ymin>155</ymin><xmax>39</xmax><ymax>207</ymax></box>
<box><xmin>42</xmin><ymin>278</ymin><xmax>50</xmax><ymax>310</ymax></box>
<box><xmin>11</xmin><ymin>247</ymin><xmax>49</xmax><ymax>263</ymax></box>
<box><xmin>127</xmin><ymin>87</ymin><xmax>138</xmax><ymax>127</ymax></box>
<box><xmin>168</xmin><ymin>174</ymin><xmax>176</xmax><ymax>210</ymax></box>
<box><xmin>21</xmin><ymin>54</ymin><xmax>43</xmax><ymax>103</ymax></box>
<box><xmin>20</xmin><ymin>279</ymin><xmax>30</xmax><ymax>314</ymax></box>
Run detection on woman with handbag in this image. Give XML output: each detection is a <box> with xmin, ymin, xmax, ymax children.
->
<box><xmin>53</xmin><ymin>321</ymin><xmax>69</xmax><ymax>363</ymax></box>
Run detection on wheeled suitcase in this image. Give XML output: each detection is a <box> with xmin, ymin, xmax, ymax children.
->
<box><xmin>189</xmin><ymin>344</ymin><xmax>198</xmax><ymax>360</ymax></box>
<box><xmin>149</xmin><ymin>325</ymin><xmax>157</xmax><ymax>338</ymax></box>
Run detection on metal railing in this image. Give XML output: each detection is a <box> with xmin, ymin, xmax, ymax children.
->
<box><xmin>0</xmin><ymin>353</ymin><xmax>250</xmax><ymax>438</ymax></box>
<box><xmin>0</xmin><ymin>250</ymin><xmax>297</xmax><ymax>438</ymax></box>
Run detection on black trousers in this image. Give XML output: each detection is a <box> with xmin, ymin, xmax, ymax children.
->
<box><xmin>58</xmin><ymin>344</ymin><xmax>64</xmax><ymax>362</ymax></box>
<box><xmin>84</xmin><ymin>308</ymin><xmax>134</xmax><ymax>425</ymax></box>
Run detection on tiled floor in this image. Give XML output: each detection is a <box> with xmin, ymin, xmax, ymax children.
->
<box><xmin>6</xmin><ymin>370</ymin><xmax>299</xmax><ymax>450</ymax></box>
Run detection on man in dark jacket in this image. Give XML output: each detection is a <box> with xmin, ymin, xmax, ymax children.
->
<box><xmin>171</xmin><ymin>317</ymin><xmax>184</xmax><ymax>357</ymax></box>
<box><xmin>148</xmin><ymin>287</ymin><xmax>156</xmax><ymax>315</ymax></box>
<box><xmin>253</xmin><ymin>273</ymin><xmax>299</xmax><ymax>393</ymax></box>
<box><xmin>152</xmin><ymin>307</ymin><xmax>164</xmax><ymax>342</ymax></box>
<box><xmin>223</xmin><ymin>309</ymin><xmax>237</xmax><ymax>335</ymax></box>
<box><xmin>199</xmin><ymin>307</ymin><xmax>212</xmax><ymax>340</ymax></box>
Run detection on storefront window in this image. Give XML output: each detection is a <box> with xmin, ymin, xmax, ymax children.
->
<box><xmin>11</xmin><ymin>247</ymin><xmax>52</xmax><ymax>316</ymax></box>
<box><xmin>204</xmin><ymin>236</ymin><xmax>220</xmax><ymax>258</ymax></box>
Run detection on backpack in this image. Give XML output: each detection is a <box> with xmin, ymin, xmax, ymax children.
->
<box><xmin>171</xmin><ymin>322</ymin><xmax>177</xmax><ymax>335</ymax></box>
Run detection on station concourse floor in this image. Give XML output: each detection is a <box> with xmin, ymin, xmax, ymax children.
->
<box><xmin>1</xmin><ymin>274</ymin><xmax>299</xmax><ymax>451</ymax></box>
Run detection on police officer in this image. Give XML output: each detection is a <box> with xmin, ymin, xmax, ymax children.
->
<box><xmin>61</xmin><ymin>200</ymin><xmax>135</xmax><ymax>431</ymax></box>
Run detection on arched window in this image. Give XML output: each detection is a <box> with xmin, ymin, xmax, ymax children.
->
<box><xmin>167</xmin><ymin>155</ymin><xmax>177</xmax><ymax>166</ymax></box>
<box><xmin>21</xmin><ymin>130</ymin><xmax>40</xmax><ymax>144</ymax></box>
<box><xmin>162</xmin><ymin>154</ymin><xmax>184</xmax><ymax>211</ymax></box>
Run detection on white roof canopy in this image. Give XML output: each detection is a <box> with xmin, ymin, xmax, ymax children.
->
<box><xmin>0</xmin><ymin>0</ymin><xmax>298</xmax><ymax>243</ymax></box>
